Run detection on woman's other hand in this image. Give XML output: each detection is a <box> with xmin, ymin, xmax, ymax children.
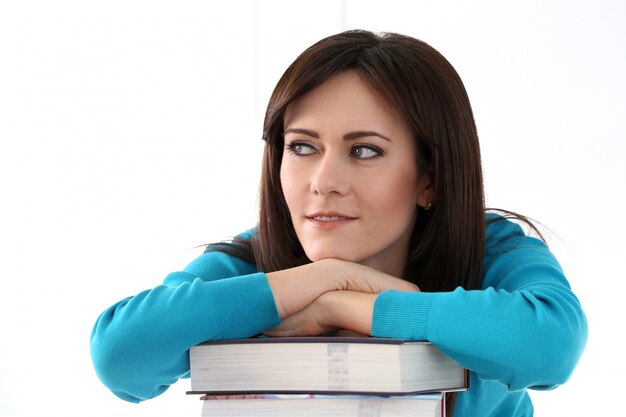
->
<box><xmin>265</xmin><ymin>288</ymin><xmax>415</xmax><ymax>337</ymax></box>
<box><xmin>266</xmin><ymin>258</ymin><xmax>419</xmax><ymax>319</ymax></box>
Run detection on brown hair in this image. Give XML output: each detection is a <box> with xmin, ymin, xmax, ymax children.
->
<box><xmin>252</xmin><ymin>30</ymin><xmax>486</xmax><ymax>293</ymax></box>
<box><xmin>211</xmin><ymin>30</ymin><xmax>498</xmax><ymax>413</ymax></box>
<box><xmin>210</xmin><ymin>30</ymin><xmax>547</xmax><ymax>414</ymax></box>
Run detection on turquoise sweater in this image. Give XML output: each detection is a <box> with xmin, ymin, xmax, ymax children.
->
<box><xmin>90</xmin><ymin>217</ymin><xmax>587</xmax><ymax>416</ymax></box>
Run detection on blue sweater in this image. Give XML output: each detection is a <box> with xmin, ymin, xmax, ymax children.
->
<box><xmin>90</xmin><ymin>217</ymin><xmax>587</xmax><ymax>416</ymax></box>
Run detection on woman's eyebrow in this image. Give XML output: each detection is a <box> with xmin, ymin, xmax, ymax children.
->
<box><xmin>283</xmin><ymin>128</ymin><xmax>319</xmax><ymax>138</ymax></box>
<box><xmin>283</xmin><ymin>128</ymin><xmax>390</xmax><ymax>142</ymax></box>
<box><xmin>343</xmin><ymin>130</ymin><xmax>391</xmax><ymax>142</ymax></box>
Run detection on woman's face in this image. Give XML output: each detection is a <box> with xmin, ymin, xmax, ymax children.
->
<box><xmin>280</xmin><ymin>71</ymin><xmax>432</xmax><ymax>276</ymax></box>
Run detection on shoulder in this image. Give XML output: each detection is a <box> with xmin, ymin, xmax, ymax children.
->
<box><xmin>483</xmin><ymin>213</ymin><xmax>566</xmax><ymax>290</ymax></box>
<box><xmin>175</xmin><ymin>229</ymin><xmax>259</xmax><ymax>283</ymax></box>
<box><xmin>485</xmin><ymin>212</ymin><xmax>549</xmax><ymax>255</ymax></box>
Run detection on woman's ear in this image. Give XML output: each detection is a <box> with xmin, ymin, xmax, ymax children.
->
<box><xmin>416</xmin><ymin>172</ymin><xmax>434</xmax><ymax>209</ymax></box>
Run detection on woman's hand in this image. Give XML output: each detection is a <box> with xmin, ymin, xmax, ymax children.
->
<box><xmin>263</xmin><ymin>291</ymin><xmax>339</xmax><ymax>337</ymax></box>
<box><xmin>264</xmin><ymin>289</ymin><xmax>408</xmax><ymax>337</ymax></box>
<box><xmin>332</xmin><ymin>260</ymin><xmax>419</xmax><ymax>294</ymax></box>
<box><xmin>266</xmin><ymin>258</ymin><xmax>419</xmax><ymax>319</ymax></box>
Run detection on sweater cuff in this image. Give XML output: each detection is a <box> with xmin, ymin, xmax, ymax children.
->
<box><xmin>206</xmin><ymin>272</ymin><xmax>281</xmax><ymax>339</ymax></box>
<box><xmin>371</xmin><ymin>290</ymin><xmax>436</xmax><ymax>340</ymax></box>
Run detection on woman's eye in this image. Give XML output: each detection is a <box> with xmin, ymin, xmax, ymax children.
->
<box><xmin>286</xmin><ymin>142</ymin><xmax>316</xmax><ymax>156</ymax></box>
<box><xmin>351</xmin><ymin>145</ymin><xmax>382</xmax><ymax>159</ymax></box>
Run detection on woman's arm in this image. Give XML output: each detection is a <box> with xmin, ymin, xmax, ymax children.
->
<box><xmin>90</xmin><ymin>251</ymin><xmax>280</xmax><ymax>403</ymax></box>
<box><xmin>372</xmin><ymin>283</ymin><xmax>586</xmax><ymax>391</ymax></box>
<box><xmin>372</xmin><ymin>222</ymin><xmax>588</xmax><ymax>391</ymax></box>
<box><xmin>268</xmin><ymin>220</ymin><xmax>588</xmax><ymax>392</ymax></box>
<box><xmin>91</xmin><ymin>248</ymin><xmax>416</xmax><ymax>402</ymax></box>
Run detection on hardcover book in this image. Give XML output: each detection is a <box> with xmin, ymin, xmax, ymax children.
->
<box><xmin>199</xmin><ymin>393</ymin><xmax>446</xmax><ymax>417</ymax></box>
<box><xmin>188</xmin><ymin>337</ymin><xmax>468</xmax><ymax>396</ymax></box>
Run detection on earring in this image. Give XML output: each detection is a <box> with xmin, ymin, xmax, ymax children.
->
<box><xmin>424</xmin><ymin>200</ymin><xmax>432</xmax><ymax>211</ymax></box>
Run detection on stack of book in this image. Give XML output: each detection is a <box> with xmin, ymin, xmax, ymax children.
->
<box><xmin>187</xmin><ymin>336</ymin><xmax>469</xmax><ymax>417</ymax></box>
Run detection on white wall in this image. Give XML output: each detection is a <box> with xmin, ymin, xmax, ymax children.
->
<box><xmin>1</xmin><ymin>1</ymin><xmax>624</xmax><ymax>416</ymax></box>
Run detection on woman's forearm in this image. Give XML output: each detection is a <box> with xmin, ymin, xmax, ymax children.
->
<box><xmin>90</xmin><ymin>272</ymin><xmax>280</xmax><ymax>402</ymax></box>
<box><xmin>372</xmin><ymin>282</ymin><xmax>588</xmax><ymax>390</ymax></box>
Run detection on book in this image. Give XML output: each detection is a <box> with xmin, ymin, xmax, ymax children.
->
<box><xmin>188</xmin><ymin>337</ymin><xmax>468</xmax><ymax>395</ymax></box>
<box><xmin>199</xmin><ymin>393</ymin><xmax>445</xmax><ymax>417</ymax></box>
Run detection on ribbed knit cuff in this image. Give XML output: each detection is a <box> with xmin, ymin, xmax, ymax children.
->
<box><xmin>205</xmin><ymin>272</ymin><xmax>281</xmax><ymax>339</ymax></box>
<box><xmin>371</xmin><ymin>290</ymin><xmax>436</xmax><ymax>341</ymax></box>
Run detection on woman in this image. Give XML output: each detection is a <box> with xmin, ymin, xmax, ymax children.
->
<box><xmin>90</xmin><ymin>30</ymin><xmax>587</xmax><ymax>416</ymax></box>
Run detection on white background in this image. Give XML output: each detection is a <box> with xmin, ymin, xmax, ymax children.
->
<box><xmin>1</xmin><ymin>1</ymin><xmax>624</xmax><ymax>416</ymax></box>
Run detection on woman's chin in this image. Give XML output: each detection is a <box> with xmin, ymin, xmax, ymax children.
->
<box><xmin>305</xmin><ymin>250</ymin><xmax>361</xmax><ymax>264</ymax></box>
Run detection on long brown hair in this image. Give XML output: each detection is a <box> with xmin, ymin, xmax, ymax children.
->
<box><xmin>252</xmin><ymin>30</ymin><xmax>486</xmax><ymax>293</ymax></box>
<box><xmin>208</xmin><ymin>30</ymin><xmax>496</xmax><ymax>414</ymax></box>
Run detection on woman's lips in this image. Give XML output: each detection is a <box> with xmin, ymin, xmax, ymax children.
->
<box><xmin>306</xmin><ymin>214</ymin><xmax>356</xmax><ymax>229</ymax></box>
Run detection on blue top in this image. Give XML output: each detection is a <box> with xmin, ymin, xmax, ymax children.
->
<box><xmin>90</xmin><ymin>216</ymin><xmax>588</xmax><ymax>416</ymax></box>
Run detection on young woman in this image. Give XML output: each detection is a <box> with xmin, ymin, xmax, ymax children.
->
<box><xmin>90</xmin><ymin>30</ymin><xmax>588</xmax><ymax>416</ymax></box>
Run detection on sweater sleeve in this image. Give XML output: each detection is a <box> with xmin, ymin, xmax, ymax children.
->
<box><xmin>90</xmin><ymin>245</ymin><xmax>281</xmax><ymax>403</ymax></box>
<box><xmin>371</xmin><ymin>218</ymin><xmax>588</xmax><ymax>392</ymax></box>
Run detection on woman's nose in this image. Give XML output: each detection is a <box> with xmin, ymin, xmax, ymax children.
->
<box><xmin>309</xmin><ymin>154</ymin><xmax>350</xmax><ymax>196</ymax></box>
